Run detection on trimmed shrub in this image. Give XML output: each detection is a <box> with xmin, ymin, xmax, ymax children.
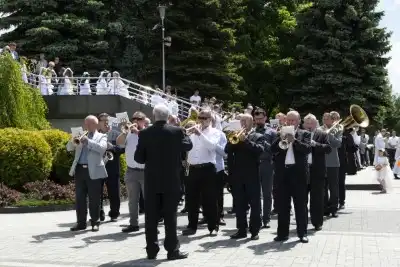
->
<box><xmin>0</xmin><ymin>128</ymin><xmax>53</xmax><ymax>189</ymax></box>
<box><xmin>0</xmin><ymin>183</ymin><xmax>21</xmax><ymax>207</ymax></box>
<box><xmin>39</xmin><ymin>129</ymin><xmax>74</xmax><ymax>184</ymax></box>
<box><xmin>23</xmin><ymin>180</ymin><xmax>75</xmax><ymax>201</ymax></box>
<box><xmin>0</xmin><ymin>53</ymin><xmax>49</xmax><ymax>130</ymax></box>
<box><xmin>120</xmin><ymin>154</ymin><xmax>127</xmax><ymax>183</ymax></box>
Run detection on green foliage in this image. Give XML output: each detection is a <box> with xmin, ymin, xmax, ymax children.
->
<box><xmin>0</xmin><ymin>54</ymin><xmax>50</xmax><ymax>130</ymax></box>
<box><xmin>288</xmin><ymin>0</ymin><xmax>392</xmax><ymax>119</ymax></box>
<box><xmin>120</xmin><ymin>154</ymin><xmax>127</xmax><ymax>183</ymax></box>
<box><xmin>0</xmin><ymin>0</ymin><xmax>110</xmax><ymax>74</ymax></box>
<box><xmin>39</xmin><ymin>129</ymin><xmax>74</xmax><ymax>184</ymax></box>
<box><xmin>0</xmin><ymin>128</ymin><xmax>52</xmax><ymax>189</ymax></box>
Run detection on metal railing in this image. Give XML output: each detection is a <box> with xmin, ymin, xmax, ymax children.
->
<box><xmin>25</xmin><ymin>72</ymin><xmax>197</xmax><ymax>118</ymax></box>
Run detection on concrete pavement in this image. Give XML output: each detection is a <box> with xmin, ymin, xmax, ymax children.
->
<box><xmin>1</xmin><ymin>167</ymin><xmax>400</xmax><ymax>267</ymax></box>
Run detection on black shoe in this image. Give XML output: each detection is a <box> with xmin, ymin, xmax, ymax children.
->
<box><xmin>70</xmin><ymin>224</ymin><xmax>87</xmax><ymax>231</ymax></box>
<box><xmin>299</xmin><ymin>236</ymin><xmax>309</xmax><ymax>243</ymax></box>
<box><xmin>338</xmin><ymin>204</ymin><xmax>345</xmax><ymax>210</ymax></box>
<box><xmin>227</xmin><ymin>209</ymin><xmax>235</xmax><ymax>214</ymax></box>
<box><xmin>271</xmin><ymin>209</ymin><xmax>277</xmax><ymax>216</ymax></box>
<box><xmin>230</xmin><ymin>230</ymin><xmax>247</xmax><ymax>239</ymax></box>
<box><xmin>274</xmin><ymin>236</ymin><xmax>289</xmax><ymax>242</ymax></box>
<box><xmin>139</xmin><ymin>209</ymin><xmax>145</xmax><ymax>215</ymax></box>
<box><xmin>110</xmin><ymin>217</ymin><xmax>118</xmax><ymax>222</ymax></box>
<box><xmin>158</xmin><ymin>218</ymin><xmax>164</xmax><ymax>223</ymax></box>
<box><xmin>331</xmin><ymin>212</ymin><xmax>338</xmax><ymax>218</ymax></box>
<box><xmin>182</xmin><ymin>228</ymin><xmax>196</xmax><ymax>236</ymax></box>
<box><xmin>219</xmin><ymin>218</ymin><xmax>226</xmax><ymax>226</ymax></box>
<box><xmin>167</xmin><ymin>251</ymin><xmax>188</xmax><ymax>261</ymax></box>
<box><xmin>91</xmin><ymin>225</ymin><xmax>99</xmax><ymax>232</ymax></box>
<box><xmin>100</xmin><ymin>211</ymin><xmax>105</xmax><ymax>222</ymax></box>
<box><xmin>324</xmin><ymin>211</ymin><xmax>330</xmax><ymax>216</ymax></box>
<box><xmin>314</xmin><ymin>226</ymin><xmax>322</xmax><ymax>231</ymax></box>
<box><xmin>250</xmin><ymin>234</ymin><xmax>259</xmax><ymax>240</ymax></box>
<box><xmin>147</xmin><ymin>248</ymin><xmax>160</xmax><ymax>260</ymax></box>
<box><xmin>180</xmin><ymin>208</ymin><xmax>188</xmax><ymax>214</ymax></box>
<box><xmin>198</xmin><ymin>218</ymin><xmax>207</xmax><ymax>225</ymax></box>
<box><xmin>122</xmin><ymin>225</ymin><xmax>139</xmax><ymax>233</ymax></box>
<box><xmin>262</xmin><ymin>222</ymin><xmax>271</xmax><ymax>229</ymax></box>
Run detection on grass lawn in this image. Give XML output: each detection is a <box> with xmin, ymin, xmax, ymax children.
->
<box><xmin>13</xmin><ymin>198</ymin><xmax>74</xmax><ymax>207</ymax></box>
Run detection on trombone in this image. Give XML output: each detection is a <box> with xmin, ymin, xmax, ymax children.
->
<box><xmin>73</xmin><ymin>131</ymin><xmax>88</xmax><ymax>145</ymax></box>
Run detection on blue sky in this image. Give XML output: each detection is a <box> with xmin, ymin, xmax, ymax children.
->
<box><xmin>377</xmin><ymin>0</ymin><xmax>400</xmax><ymax>94</ymax></box>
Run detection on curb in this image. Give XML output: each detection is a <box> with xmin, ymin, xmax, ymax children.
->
<box><xmin>0</xmin><ymin>204</ymin><xmax>75</xmax><ymax>214</ymax></box>
<box><xmin>345</xmin><ymin>184</ymin><xmax>381</xmax><ymax>190</ymax></box>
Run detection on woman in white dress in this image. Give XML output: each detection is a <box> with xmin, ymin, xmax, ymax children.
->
<box><xmin>96</xmin><ymin>70</ymin><xmax>110</xmax><ymax>95</ymax></box>
<box><xmin>374</xmin><ymin>148</ymin><xmax>393</xmax><ymax>193</ymax></box>
<box><xmin>79</xmin><ymin>72</ymin><xmax>91</xmax><ymax>95</ymax></box>
<box><xmin>374</xmin><ymin>130</ymin><xmax>386</xmax><ymax>165</ymax></box>
<box><xmin>108</xmin><ymin>71</ymin><xmax>130</xmax><ymax>97</ymax></box>
<box><xmin>20</xmin><ymin>57</ymin><xmax>28</xmax><ymax>83</ymax></box>
<box><xmin>58</xmin><ymin>68</ymin><xmax>74</xmax><ymax>95</ymax></box>
<box><xmin>38</xmin><ymin>67</ymin><xmax>54</xmax><ymax>95</ymax></box>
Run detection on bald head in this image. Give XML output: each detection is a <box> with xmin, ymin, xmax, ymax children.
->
<box><xmin>84</xmin><ymin>115</ymin><xmax>99</xmax><ymax>132</ymax></box>
<box><xmin>286</xmin><ymin>110</ymin><xmax>300</xmax><ymax>127</ymax></box>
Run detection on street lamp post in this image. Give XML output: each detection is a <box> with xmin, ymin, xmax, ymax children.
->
<box><xmin>158</xmin><ymin>5</ymin><xmax>167</xmax><ymax>92</ymax></box>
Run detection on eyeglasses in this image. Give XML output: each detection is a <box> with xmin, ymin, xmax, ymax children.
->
<box><xmin>254</xmin><ymin>112</ymin><xmax>265</xmax><ymax>116</ymax></box>
<box><xmin>198</xmin><ymin>116</ymin><xmax>210</xmax><ymax>120</ymax></box>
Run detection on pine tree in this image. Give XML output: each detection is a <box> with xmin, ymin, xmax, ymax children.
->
<box><xmin>0</xmin><ymin>0</ymin><xmax>110</xmax><ymax>74</ymax></box>
<box><xmin>288</xmin><ymin>0</ymin><xmax>392</xmax><ymax>119</ymax></box>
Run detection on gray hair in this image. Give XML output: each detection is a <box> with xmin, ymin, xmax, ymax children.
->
<box><xmin>287</xmin><ymin>110</ymin><xmax>300</xmax><ymax>120</ymax></box>
<box><xmin>330</xmin><ymin>111</ymin><xmax>340</xmax><ymax>120</ymax></box>
<box><xmin>304</xmin><ymin>113</ymin><xmax>317</xmax><ymax>122</ymax></box>
<box><xmin>153</xmin><ymin>104</ymin><xmax>170</xmax><ymax>121</ymax></box>
<box><xmin>85</xmin><ymin>115</ymin><xmax>98</xmax><ymax>123</ymax></box>
<box><xmin>240</xmin><ymin>113</ymin><xmax>253</xmax><ymax>122</ymax></box>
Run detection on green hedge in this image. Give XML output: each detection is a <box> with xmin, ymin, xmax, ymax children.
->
<box><xmin>0</xmin><ymin>128</ymin><xmax>53</xmax><ymax>188</ymax></box>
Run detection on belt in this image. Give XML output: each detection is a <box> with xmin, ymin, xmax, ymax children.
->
<box><xmin>78</xmin><ymin>164</ymin><xmax>88</xmax><ymax>168</ymax></box>
<box><xmin>128</xmin><ymin>167</ymin><xmax>144</xmax><ymax>172</ymax></box>
<box><xmin>285</xmin><ymin>164</ymin><xmax>296</xmax><ymax>168</ymax></box>
<box><xmin>189</xmin><ymin>163</ymin><xmax>213</xmax><ymax>168</ymax></box>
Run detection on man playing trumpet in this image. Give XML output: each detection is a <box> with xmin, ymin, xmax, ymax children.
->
<box><xmin>225</xmin><ymin>113</ymin><xmax>265</xmax><ymax>240</ymax></box>
<box><xmin>116</xmin><ymin>111</ymin><xmax>147</xmax><ymax>233</ymax></box>
<box><xmin>67</xmin><ymin>115</ymin><xmax>108</xmax><ymax>232</ymax></box>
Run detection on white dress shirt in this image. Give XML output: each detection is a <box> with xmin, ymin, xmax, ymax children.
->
<box><xmin>215</xmin><ymin>130</ymin><xmax>227</xmax><ymax>172</ymax></box>
<box><xmin>189</xmin><ymin>95</ymin><xmax>201</xmax><ymax>105</ymax></box>
<box><xmin>388</xmin><ymin>136</ymin><xmax>399</xmax><ymax>148</ymax></box>
<box><xmin>308</xmin><ymin>131</ymin><xmax>314</xmax><ymax>164</ymax></box>
<box><xmin>187</xmin><ymin>126</ymin><xmax>220</xmax><ymax>165</ymax></box>
<box><xmin>125</xmin><ymin>132</ymin><xmax>145</xmax><ymax>169</ymax></box>
<box><xmin>285</xmin><ymin>143</ymin><xmax>295</xmax><ymax>165</ymax></box>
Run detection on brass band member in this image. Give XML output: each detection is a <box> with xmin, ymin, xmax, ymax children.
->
<box><xmin>182</xmin><ymin>109</ymin><xmax>220</xmax><ymax>236</ymax></box>
<box><xmin>225</xmin><ymin>113</ymin><xmax>265</xmax><ymax>240</ymax></box>
<box><xmin>303</xmin><ymin>114</ymin><xmax>331</xmax><ymax>231</ymax></box>
<box><xmin>67</xmin><ymin>115</ymin><xmax>108</xmax><ymax>232</ymax></box>
<box><xmin>272</xmin><ymin>110</ymin><xmax>311</xmax><ymax>243</ymax></box>
<box><xmin>322</xmin><ymin>112</ymin><xmax>342</xmax><ymax>217</ymax></box>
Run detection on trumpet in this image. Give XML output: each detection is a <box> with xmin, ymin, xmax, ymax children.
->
<box><xmin>121</xmin><ymin>122</ymin><xmax>138</xmax><ymax>133</ymax></box>
<box><xmin>104</xmin><ymin>151</ymin><xmax>114</xmax><ymax>164</ymax></box>
<box><xmin>228</xmin><ymin>128</ymin><xmax>246</xmax><ymax>144</ymax></box>
<box><xmin>73</xmin><ymin>131</ymin><xmax>88</xmax><ymax>145</ymax></box>
<box><xmin>278</xmin><ymin>137</ymin><xmax>290</xmax><ymax>150</ymax></box>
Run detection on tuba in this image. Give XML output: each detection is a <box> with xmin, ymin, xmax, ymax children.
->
<box><xmin>326</xmin><ymin>104</ymin><xmax>369</xmax><ymax>134</ymax></box>
<box><xmin>181</xmin><ymin>108</ymin><xmax>198</xmax><ymax>128</ymax></box>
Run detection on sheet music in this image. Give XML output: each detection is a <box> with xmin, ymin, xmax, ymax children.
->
<box><xmin>71</xmin><ymin>127</ymin><xmax>84</xmax><ymax>138</ymax></box>
<box><xmin>281</xmin><ymin>125</ymin><xmax>295</xmax><ymax>136</ymax></box>
<box><xmin>115</xmin><ymin>112</ymin><xmax>129</xmax><ymax>123</ymax></box>
<box><xmin>223</xmin><ymin>120</ymin><xmax>242</xmax><ymax>131</ymax></box>
<box><xmin>270</xmin><ymin>119</ymin><xmax>280</xmax><ymax>129</ymax></box>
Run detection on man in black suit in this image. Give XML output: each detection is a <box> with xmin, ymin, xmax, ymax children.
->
<box><xmin>272</xmin><ymin>110</ymin><xmax>311</xmax><ymax>243</ymax></box>
<box><xmin>134</xmin><ymin>104</ymin><xmax>193</xmax><ymax>261</ymax></box>
<box><xmin>225</xmin><ymin>113</ymin><xmax>265</xmax><ymax>240</ymax></box>
<box><xmin>303</xmin><ymin>114</ymin><xmax>331</xmax><ymax>231</ymax></box>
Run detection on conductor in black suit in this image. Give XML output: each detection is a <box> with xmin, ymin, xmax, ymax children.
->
<box><xmin>225</xmin><ymin>113</ymin><xmax>265</xmax><ymax>240</ymax></box>
<box><xmin>303</xmin><ymin>114</ymin><xmax>331</xmax><ymax>231</ymax></box>
<box><xmin>272</xmin><ymin>110</ymin><xmax>311</xmax><ymax>243</ymax></box>
<box><xmin>134</xmin><ymin>104</ymin><xmax>193</xmax><ymax>261</ymax></box>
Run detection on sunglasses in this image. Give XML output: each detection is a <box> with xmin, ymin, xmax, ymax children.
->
<box><xmin>198</xmin><ymin>116</ymin><xmax>210</xmax><ymax>120</ymax></box>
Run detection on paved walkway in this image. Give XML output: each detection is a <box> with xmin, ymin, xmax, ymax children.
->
<box><xmin>1</xmin><ymin>167</ymin><xmax>400</xmax><ymax>267</ymax></box>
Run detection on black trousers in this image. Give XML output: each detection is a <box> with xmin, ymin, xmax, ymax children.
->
<box><xmin>232</xmin><ymin>177</ymin><xmax>261</xmax><ymax>235</ymax></box>
<box><xmin>186</xmin><ymin>163</ymin><xmax>218</xmax><ymax>231</ymax></box>
<box><xmin>216</xmin><ymin>170</ymin><xmax>226</xmax><ymax>218</ymax></box>
<box><xmin>276</xmin><ymin>165</ymin><xmax>308</xmax><ymax>238</ymax></box>
<box><xmin>75</xmin><ymin>165</ymin><xmax>103</xmax><ymax>226</ymax></box>
<box><xmin>338</xmin><ymin>165</ymin><xmax>346</xmax><ymax>206</ymax></box>
<box><xmin>387</xmin><ymin>148</ymin><xmax>396</xmax><ymax>169</ymax></box>
<box><xmin>309</xmin><ymin>165</ymin><xmax>325</xmax><ymax>228</ymax></box>
<box><xmin>324</xmin><ymin>167</ymin><xmax>339</xmax><ymax>213</ymax></box>
<box><xmin>145</xmin><ymin>191</ymin><xmax>180</xmax><ymax>255</ymax></box>
<box><xmin>100</xmin><ymin>174</ymin><xmax>121</xmax><ymax>218</ymax></box>
<box><xmin>272</xmin><ymin>172</ymin><xmax>278</xmax><ymax>212</ymax></box>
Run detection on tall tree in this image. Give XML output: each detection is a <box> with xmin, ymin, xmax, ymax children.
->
<box><xmin>0</xmin><ymin>0</ymin><xmax>110</xmax><ymax>74</ymax></box>
<box><xmin>288</xmin><ymin>0</ymin><xmax>392</xmax><ymax>119</ymax></box>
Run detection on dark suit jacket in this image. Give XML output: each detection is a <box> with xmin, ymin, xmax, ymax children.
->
<box><xmin>134</xmin><ymin>121</ymin><xmax>193</xmax><ymax>193</ymax></box>
<box><xmin>310</xmin><ymin>129</ymin><xmax>331</xmax><ymax>176</ymax></box>
<box><xmin>225</xmin><ymin>131</ymin><xmax>265</xmax><ymax>180</ymax></box>
<box><xmin>271</xmin><ymin>129</ymin><xmax>311</xmax><ymax>175</ymax></box>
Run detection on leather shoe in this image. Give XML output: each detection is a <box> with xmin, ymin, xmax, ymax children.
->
<box><xmin>122</xmin><ymin>225</ymin><xmax>139</xmax><ymax>233</ymax></box>
<box><xmin>70</xmin><ymin>224</ymin><xmax>87</xmax><ymax>231</ymax></box>
<box><xmin>250</xmin><ymin>234</ymin><xmax>259</xmax><ymax>240</ymax></box>
<box><xmin>299</xmin><ymin>236</ymin><xmax>309</xmax><ymax>243</ymax></box>
<box><xmin>100</xmin><ymin>211</ymin><xmax>105</xmax><ymax>222</ymax></box>
<box><xmin>219</xmin><ymin>218</ymin><xmax>226</xmax><ymax>226</ymax></box>
<box><xmin>167</xmin><ymin>251</ymin><xmax>188</xmax><ymax>260</ymax></box>
<box><xmin>274</xmin><ymin>236</ymin><xmax>289</xmax><ymax>242</ymax></box>
<box><xmin>182</xmin><ymin>228</ymin><xmax>196</xmax><ymax>236</ymax></box>
<box><xmin>262</xmin><ymin>223</ymin><xmax>270</xmax><ymax>229</ymax></box>
<box><xmin>331</xmin><ymin>212</ymin><xmax>338</xmax><ymax>218</ymax></box>
<box><xmin>230</xmin><ymin>231</ymin><xmax>247</xmax><ymax>239</ymax></box>
<box><xmin>314</xmin><ymin>226</ymin><xmax>322</xmax><ymax>231</ymax></box>
<box><xmin>198</xmin><ymin>218</ymin><xmax>207</xmax><ymax>225</ymax></box>
<box><xmin>91</xmin><ymin>225</ymin><xmax>99</xmax><ymax>232</ymax></box>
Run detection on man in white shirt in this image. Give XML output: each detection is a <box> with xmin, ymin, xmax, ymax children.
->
<box><xmin>387</xmin><ymin>130</ymin><xmax>398</xmax><ymax>168</ymax></box>
<box><xmin>189</xmin><ymin>90</ymin><xmax>201</xmax><ymax>106</ymax></box>
<box><xmin>116</xmin><ymin>111</ymin><xmax>147</xmax><ymax>233</ymax></box>
<box><xmin>182</xmin><ymin>109</ymin><xmax>220</xmax><ymax>236</ymax></box>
